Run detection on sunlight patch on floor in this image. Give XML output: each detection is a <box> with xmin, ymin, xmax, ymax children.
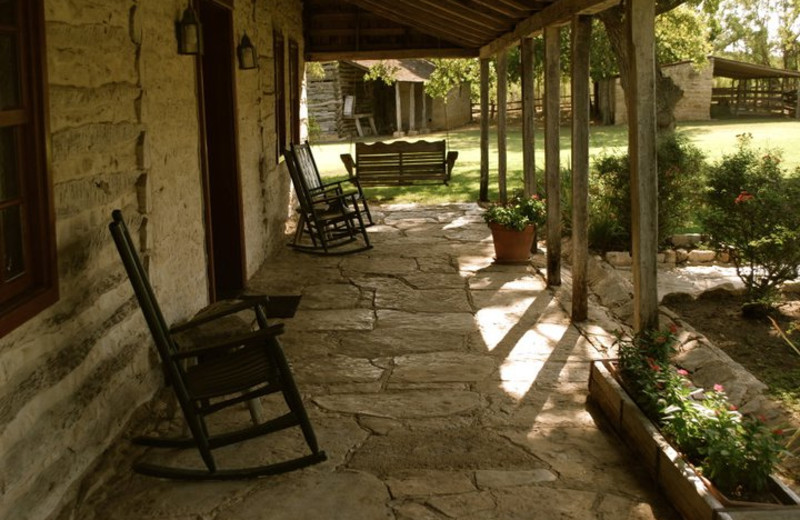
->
<box><xmin>498</xmin><ymin>322</ymin><xmax>569</xmax><ymax>400</ymax></box>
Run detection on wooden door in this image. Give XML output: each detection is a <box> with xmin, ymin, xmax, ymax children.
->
<box><xmin>197</xmin><ymin>0</ymin><xmax>245</xmax><ymax>301</ymax></box>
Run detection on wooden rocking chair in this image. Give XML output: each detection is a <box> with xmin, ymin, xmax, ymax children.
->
<box><xmin>109</xmin><ymin>210</ymin><xmax>326</xmax><ymax>479</ymax></box>
<box><xmin>291</xmin><ymin>141</ymin><xmax>373</xmax><ymax>227</ymax></box>
<box><xmin>284</xmin><ymin>146</ymin><xmax>372</xmax><ymax>255</ymax></box>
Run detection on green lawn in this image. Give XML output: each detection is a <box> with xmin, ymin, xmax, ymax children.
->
<box><xmin>309</xmin><ymin>119</ymin><xmax>800</xmax><ymax>204</ymax></box>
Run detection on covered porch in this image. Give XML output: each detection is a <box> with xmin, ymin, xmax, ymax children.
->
<box><xmin>63</xmin><ymin>204</ymin><xmax>679</xmax><ymax>519</ymax></box>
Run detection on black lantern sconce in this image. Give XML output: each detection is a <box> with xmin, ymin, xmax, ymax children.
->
<box><xmin>238</xmin><ymin>33</ymin><xmax>258</xmax><ymax>70</ymax></box>
<box><xmin>177</xmin><ymin>3</ymin><xmax>202</xmax><ymax>55</ymax></box>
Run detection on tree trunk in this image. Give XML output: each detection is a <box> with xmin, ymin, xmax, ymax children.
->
<box><xmin>598</xmin><ymin>4</ymin><xmax>683</xmax><ymax>132</ymax></box>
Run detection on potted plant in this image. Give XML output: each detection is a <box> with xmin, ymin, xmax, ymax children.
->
<box><xmin>482</xmin><ymin>193</ymin><xmax>546</xmax><ymax>264</ymax></box>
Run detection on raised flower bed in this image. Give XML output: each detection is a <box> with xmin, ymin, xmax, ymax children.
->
<box><xmin>589</xmin><ymin>359</ymin><xmax>800</xmax><ymax>520</ymax></box>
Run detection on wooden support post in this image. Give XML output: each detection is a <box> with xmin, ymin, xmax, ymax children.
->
<box><xmin>394</xmin><ymin>82</ymin><xmax>405</xmax><ymax>137</ymax></box>
<box><xmin>497</xmin><ymin>49</ymin><xmax>509</xmax><ymax>204</ymax></box>
<box><xmin>522</xmin><ymin>36</ymin><xmax>536</xmax><ymax>199</ymax></box>
<box><xmin>544</xmin><ymin>26</ymin><xmax>561</xmax><ymax>287</ymax></box>
<box><xmin>796</xmin><ymin>82</ymin><xmax>800</xmax><ymax>119</ymax></box>
<box><xmin>480</xmin><ymin>58</ymin><xmax>490</xmax><ymax>202</ymax></box>
<box><xmin>627</xmin><ymin>0</ymin><xmax>659</xmax><ymax>333</ymax></box>
<box><xmin>421</xmin><ymin>90</ymin><xmax>430</xmax><ymax>133</ymax></box>
<box><xmin>408</xmin><ymin>83</ymin><xmax>418</xmax><ymax>135</ymax></box>
<box><xmin>571</xmin><ymin>15</ymin><xmax>592</xmax><ymax>322</ymax></box>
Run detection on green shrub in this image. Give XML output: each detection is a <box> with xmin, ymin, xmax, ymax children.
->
<box><xmin>702</xmin><ymin>134</ymin><xmax>800</xmax><ymax>306</ymax></box>
<box><xmin>590</xmin><ymin>132</ymin><xmax>706</xmax><ymax>251</ymax></box>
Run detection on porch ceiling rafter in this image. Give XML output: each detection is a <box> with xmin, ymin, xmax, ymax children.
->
<box><xmin>480</xmin><ymin>0</ymin><xmax>620</xmax><ymax>57</ymax></box>
<box><xmin>343</xmin><ymin>0</ymin><xmax>501</xmax><ymax>47</ymax></box>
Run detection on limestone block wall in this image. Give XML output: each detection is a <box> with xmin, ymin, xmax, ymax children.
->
<box><xmin>430</xmin><ymin>85</ymin><xmax>472</xmax><ymax>130</ymax></box>
<box><xmin>612</xmin><ymin>61</ymin><xmax>713</xmax><ymax>125</ymax></box>
<box><xmin>662</xmin><ymin>61</ymin><xmax>713</xmax><ymax>122</ymax></box>
<box><xmin>0</xmin><ymin>1</ymin><xmax>302</xmax><ymax>519</ymax></box>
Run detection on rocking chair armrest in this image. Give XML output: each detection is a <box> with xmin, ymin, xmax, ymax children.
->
<box><xmin>315</xmin><ymin>191</ymin><xmax>359</xmax><ymax>206</ymax></box>
<box><xmin>170</xmin><ymin>296</ymin><xmax>271</xmax><ymax>334</ymax></box>
<box><xmin>340</xmin><ymin>154</ymin><xmax>356</xmax><ymax>178</ymax></box>
<box><xmin>171</xmin><ymin>324</ymin><xmax>285</xmax><ymax>360</ymax></box>
<box><xmin>308</xmin><ymin>184</ymin><xmax>344</xmax><ymax>199</ymax></box>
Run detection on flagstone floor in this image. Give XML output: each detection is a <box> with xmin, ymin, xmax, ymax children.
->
<box><xmin>61</xmin><ymin>203</ymin><xmax>681</xmax><ymax>520</ymax></box>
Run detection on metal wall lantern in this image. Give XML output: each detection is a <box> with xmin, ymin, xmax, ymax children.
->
<box><xmin>177</xmin><ymin>3</ymin><xmax>202</xmax><ymax>55</ymax></box>
<box><xmin>238</xmin><ymin>33</ymin><xmax>258</xmax><ymax>70</ymax></box>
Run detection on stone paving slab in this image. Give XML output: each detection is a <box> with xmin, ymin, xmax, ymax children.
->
<box><xmin>63</xmin><ymin>203</ymin><xmax>681</xmax><ymax>520</ymax></box>
<box><xmin>314</xmin><ymin>390</ymin><xmax>483</xmax><ymax>419</ymax></box>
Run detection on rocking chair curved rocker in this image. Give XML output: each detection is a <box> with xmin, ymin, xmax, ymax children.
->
<box><xmin>109</xmin><ymin>210</ymin><xmax>326</xmax><ymax>480</ymax></box>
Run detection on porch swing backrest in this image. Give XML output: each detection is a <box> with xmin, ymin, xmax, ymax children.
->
<box><xmin>341</xmin><ymin>140</ymin><xmax>458</xmax><ymax>186</ymax></box>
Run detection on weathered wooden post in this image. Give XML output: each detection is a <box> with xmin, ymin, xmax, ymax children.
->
<box><xmin>480</xmin><ymin>58</ymin><xmax>490</xmax><ymax>203</ymax></box>
<box><xmin>544</xmin><ymin>26</ymin><xmax>561</xmax><ymax>287</ymax></box>
<box><xmin>497</xmin><ymin>49</ymin><xmax>509</xmax><ymax>204</ymax></box>
<box><xmin>408</xmin><ymin>83</ymin><xmax>417</xmax><ymax>135</ymax></box>
<box><xmin>571</xmin><ymin>15</ymin><xmax>592</xmax><ymax>322</ymax></box>
<box><xmin>394</xmin><ymin>82</ymin><xmax>404</xmax><ymax>137</ymax></box>
<box><xmin>522</xmin><ymin>36</ymin><xmax>536</xmax><ymax>199</ymax></box>
<box><xmin>627</xmin><ymin>0</ymin><xmax>659</xmax><ymax>332</ymax></box>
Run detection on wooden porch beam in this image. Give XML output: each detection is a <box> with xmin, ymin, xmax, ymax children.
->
<box><xmin>479</xmin><ymin>57</ymin><xmax>490</xmax><ymax>203</ymax></box>
<box><xmin>544</xmin><ymin>26</ymin><xmax>561</xmax><ymax>287</ymax></box>
<box><xmin>480</xmin><ymin>0</ymin><xmax>619</xmax><ymax>58</ymax></box>
<box><xmin>627</xmin><ymin>0</ymin><xmax>659</xmax><ymax>332</ymax></box>
<box><xmin>305</xmin><ymin>48</ymin><xmax>478</xmax><ymax>62</ymax></box>
<box><xmin>571</xmin><ymin>15</ymin><xmax>592</xmax><ymax>322</ymax></box>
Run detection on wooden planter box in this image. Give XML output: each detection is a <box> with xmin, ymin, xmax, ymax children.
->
<box><xmin>588</xmin><ymin>360</ymin><xmax>800</xmax><ymax>520</ymax></box>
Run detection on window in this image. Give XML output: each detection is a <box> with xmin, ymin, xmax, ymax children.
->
<box><xmin>288</xmin><ymin>40</ymin><xmax>300</xmax><ymax>145</ymax></box>
<box><xmin>0</xmin><ymin>0</ymin><xmax>58</xmax><ymax>337</ymax></box>
<box><xmin>273</xmin><ymin>31</ymin><xmax>285</xmax><ymax>161</ymax></box>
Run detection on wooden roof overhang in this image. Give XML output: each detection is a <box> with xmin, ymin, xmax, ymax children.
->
<box><xmin>304</xmin><ymin>0</ymin><xmax>620</xmax><ymax>61</ymax></box>
<box><xmin>712</xmin><ymin>56</ymin><xmax>800</xmax><ymax>80</ymax></box>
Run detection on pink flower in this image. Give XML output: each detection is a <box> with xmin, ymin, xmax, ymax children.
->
<box><xmin>713</xmin><ymin>384</ymin><xmax>724</xmax><ymax>393</ymax></box>
<box><xmin>677</xmin><ymin>369</ymin><xmax>689</xmax><ymax>376</ymax></box>
<box><xmin>729</xmin><ymin>404</ymin><xmax>738</xmax><ymax>411</ymax></box>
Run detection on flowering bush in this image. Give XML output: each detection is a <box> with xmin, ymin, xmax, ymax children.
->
<box><xmin>702</xmin><ymin>133</ymin><xmax>800</xmax><ymax>308</ymax></box>
<box><xmin>483</xmin><ymin>192</ymin><xmax>547</xmax><ymax>231</ymax></box>
<box><xmin>616</xmin><ymin>326</ymin><xmax>786</xmax><ymax>497</ymax></box>
<box><xmin>589</xmin><ymin>132</ymin><xmax>706</xmax><ymax>251</ymax></box>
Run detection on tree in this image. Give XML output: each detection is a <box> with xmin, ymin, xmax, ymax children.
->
<box><xmin>709</xmin><ymin>0</ymin><xmax>800</xmax><ymax>70</ymax></box>
<box><xmin>597</xmin><ymin>1</ymin><xmax>713</xmax><ymax>131</ymax></box>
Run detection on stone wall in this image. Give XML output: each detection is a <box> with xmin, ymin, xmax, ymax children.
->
<box><xmin>430</xmin><ymin>84</ymin><xmax>472</xmax><ymax>130</ymax></box>
<box><xmin>0</xmin><ymin>2</ymin><xmax>302</xmax><ymax>519</ymax></box>
<box><xmin>611</xmin><ymin>61</ymin><xmax>713</xmax><ymax>125</ymax></box>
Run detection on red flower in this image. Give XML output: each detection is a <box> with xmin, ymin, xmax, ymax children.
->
<box><xmin>773</xmin><ymin>428</ymin><xmax>785</xmax><ymax>436</ymax></box>
<box><xmin>729</xmin><ymin>404</ymin><xmax>738</xmax><ymax>411</ymax></box>
<box><xmin>655</xmin><ymin>335</ymin><xmax>667</xmax><ymax>344</ymax></box>
<box><xmin>734</xmin><ymin>191</ymin><xmax>754</xmax><ymax>204</ymax></box>
<box><xmin>669</xmin><ymin>323</ymin><xmax>678</xmax><ymax>334</ymax></box>
<box><xmin>646</xmin><ymin>357</ymin><xmax>661</xmax><ymax>372</ymax></box>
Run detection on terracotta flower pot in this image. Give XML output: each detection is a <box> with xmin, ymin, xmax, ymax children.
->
<box><xmin>488</xmin><ymin>222</ymin><xmax>535</xmax><ymax>264</ymax></box>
